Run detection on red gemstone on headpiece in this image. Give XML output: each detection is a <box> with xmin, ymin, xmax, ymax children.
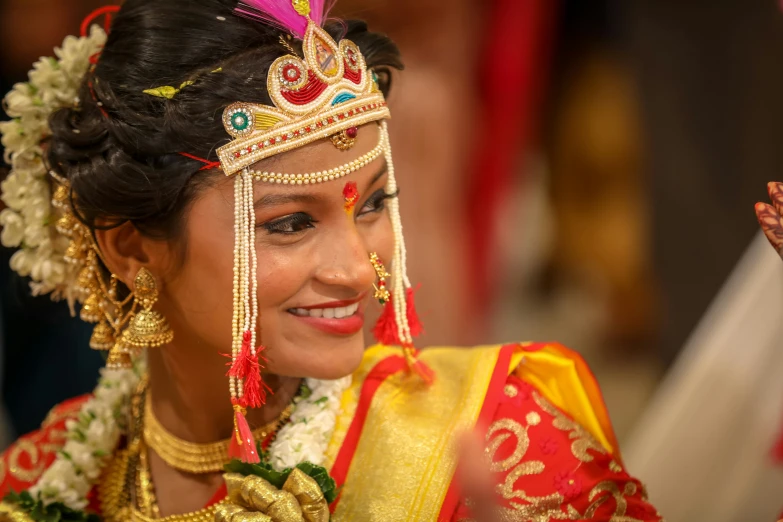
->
<box><xmin>337</xmin><ymin>113</ymin><xmax>345</xmax><ymax>120</ymax></box>
<box><xmin>282</xmin><ymin>63</ymin><xmax>302</xmax><ymax>82</ymax></box>
<box><xmin>327</xmin><ymin>117</ymin><xmax>334</xmax><ymax>124</ymax></box>
<box><xmin>346</xmin><ymin>126</ymin><xmax>358</xmax><ymax>138</ymax></box>
<box><xmin>282</xmin><ymin>135</ymin><xmax>287</xmax><ymax>141</ymax></box>
<box><xmin>305</xmin><ymin>126</ymin><xmax>311</xmax><ymax>132</ymax></box>
<box><xmin>316</xmin><ymin>121</ymin><xmax>323</xmax><ymax>128</ymax></box>
<box><xmin>235</xmin><ymin>152</ymin><xmax>241</xmax><ymax>158</ymax></box>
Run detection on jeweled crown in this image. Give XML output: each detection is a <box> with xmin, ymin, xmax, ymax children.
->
<box><xmin>216</xmin><ymin>22</ymin><xmax>390</xmax><ymax>175</ymax></box>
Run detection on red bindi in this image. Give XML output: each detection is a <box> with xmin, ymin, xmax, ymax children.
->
<box><xmin>343</xmin><ymin>181</ymin><xmax>359</xmax><ymax>213</ymax></box>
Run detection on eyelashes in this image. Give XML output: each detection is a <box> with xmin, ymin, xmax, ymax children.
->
<box><xmin>359</xmin><ymin>188</ymin><xmax>399</xmax><ymax>215</ymax></box>
<box><xmin>261</xmin><ymin>212</ymin><xmax>317</xmax><ymax>235</ymax></box>
<box><xmin>259</xmin><ymin>188</ymin><xmax>399</xmax><ymax>235</ymax></box>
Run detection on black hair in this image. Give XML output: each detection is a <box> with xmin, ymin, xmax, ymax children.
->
<box><xmin>47</xmin><ymin>0</ymin><xmax>402</xmax><ymax>242</ymax></box>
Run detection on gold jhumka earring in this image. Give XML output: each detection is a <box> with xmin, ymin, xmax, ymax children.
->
<box><xmin>52</xmin><ymin>182</ymin><xmax>172</xmax><ymax>370</ymax></box>
<box><xmin>120</xmin><ymin>267</ymin><xmax>173</xmax><ymax>350</ymax></box>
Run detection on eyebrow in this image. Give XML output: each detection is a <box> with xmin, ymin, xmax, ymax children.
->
<box><xmin>253</xmin><ymin>160</ymin><xmax>389</xmax><ymax>208</ymax></box>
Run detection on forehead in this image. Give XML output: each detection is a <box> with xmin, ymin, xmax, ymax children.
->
<box><xmin>246</xmin><ymin>122</ymin><xmax>381</xmax><ymax>180</ymax></box>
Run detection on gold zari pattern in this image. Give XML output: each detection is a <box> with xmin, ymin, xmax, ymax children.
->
<box><xmin>478</xmin><ymin>391</ymin><xmax>650</xmax><ymax>521</ymax></box>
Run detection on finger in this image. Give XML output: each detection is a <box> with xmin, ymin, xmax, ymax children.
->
<box><xmin>768</xmin><ymin>182</ymin><xmax>783</xmax><ymax>216</ymax></box>
<box><xmin>457</xmin><ymin>432</ymin><xmax>500</xmax><ymax>522</ymax></box>
<box><xmin>755</xmin><ymin>202</ymin><xmax>783</xmax><ymax>257</ymax></box>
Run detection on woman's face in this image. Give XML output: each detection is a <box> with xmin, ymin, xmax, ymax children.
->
<box><xmin>159</xmin><ymin>123</ymin><xmax>392</xmax><ymax>379</ymax></box>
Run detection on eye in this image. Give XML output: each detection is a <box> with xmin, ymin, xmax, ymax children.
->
<box><xmin>357</xmin><ymin>188</ymin><xmax>398</xmax><ymax>217</ymax></box>
<box><xmin>261</xmin><ymin>212</ymin><xmax>317</xmax><ymax>234</ymax></box>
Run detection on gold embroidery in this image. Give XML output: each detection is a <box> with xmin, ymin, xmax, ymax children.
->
<box><xmin>486</xmin><ymin>418</ymin><xmax>536</xmax><ymax>474</ymax></box>
<box><xmin>8</xmin><ymin>441</ymin><xmax>45</xmax><ymax>483</ymax></box>
<box><xmin>484</xmin><ymin>409</ymin><xmax>571</xmax><ymax>521</ymax></box>
<box><xmin>582</xmin><ymin>481</ymin><xmax>643</xmax><ymax>521</ymax></box>
<box><xmin>504</xmin><ymin>384</ymin><xmax>518</xmax><ymax>398</ymax></box>
<box><xmin>609</xmin><ymin>460</ymin><xmax>622</xmax><ymax>473</ymax></box>
<box><xmin>533</xmin><ymin>391</ymin><xmax>606</xmax><ymax>463</ymax></box>
<box><xmin>480</xmin><ymin>394</ymin><xmax>651</xmax><ymax>521</ymax></box>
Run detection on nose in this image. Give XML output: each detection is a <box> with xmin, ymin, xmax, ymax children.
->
<box><xmin>313</xmin><ymin>222</ymin><xmax>376</xmax><ymax>295</ymax></box>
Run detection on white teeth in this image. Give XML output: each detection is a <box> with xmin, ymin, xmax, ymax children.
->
<box><xmin>292</xmin><ymin>302</ymin><xmax>359</xmax><ymax>319</ymax></box>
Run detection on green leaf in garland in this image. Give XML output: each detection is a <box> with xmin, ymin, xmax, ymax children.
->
<box><xmin>224</xmin><ymin>458</ymin><xmax>338</xmax><ymax>504</ymax></box>
<box><xmin>4</xmin><ymin>490</ymin><xmax>100</xmax><ymax>522</ymax></box>
<box><xmin>224</xmin><ymin>459</ymin><xmax>289</xmax><ymax>489</ymax></box>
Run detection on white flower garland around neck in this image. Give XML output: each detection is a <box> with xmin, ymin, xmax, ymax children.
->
<box><xmin>32</xmin><ymin>368</ymin><xmax>348</xmax><ymax>510</ymax></box>
<box><xmin>29</xmin><ymin>366</ymin><xmax>140</xmax><ymax>510</ymax></box>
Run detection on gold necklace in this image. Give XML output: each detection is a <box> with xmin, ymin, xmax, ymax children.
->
<box><xmin>143</xmin><ymin>398</ymin><xmax>293</xmax><ymax>474</ymax></box>
<box><xmin>100</xmin><ymin>380</ymin><xmax>295</xmax><ymax>521</ymax></box>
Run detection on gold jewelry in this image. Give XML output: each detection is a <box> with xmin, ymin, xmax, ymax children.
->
<box><xmin>245</xmin><ymin>127</ymin><xmax>385</xmax><ymax>185</ymax></box>
<box><xmin>53</xmin><ymin>184</ymin><xmax>137</xmax><ymax>369</ymax></box>
<box><xmin>330</xmin><ymin>126</ymin><xmax>358</xmax><ymax>150</ymax></box>
<box><xmin>101</xmin><ymin>445</ymin><xmax>227</xmax><ymax>522</ymax></box>
<box><xmin>100</xmin><ymin>378</ymin><xmax>231</xmax><ymax>522</ymax></box>
<box><xmin>120</xmin><ymin>267</ymin><xmax>173</xmax><ymax>350</ymax></box>
<box><xmin>143</xmin><ymin>398</ymin><xmax>293</xmax><ymax>474</ymax></box>
<box><xmin>215</xmin><ymin>18</ymin><xmax>389</xmax><ymax>175</ymax></box>
<box><xmin>370</xmin><ymin>252</ymin><xmax>391</xmax><ymax>304</ymax></box>
<box><xmin>136</xmin><ymin>439</ymin><xmax>161</xmax><ymax>518</ymax></box>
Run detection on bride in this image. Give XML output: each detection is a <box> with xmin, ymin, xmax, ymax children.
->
<box><xmin>0</xmin><ymin>1</ymin><xmax>661</xmax><ymax>520</ymax></box>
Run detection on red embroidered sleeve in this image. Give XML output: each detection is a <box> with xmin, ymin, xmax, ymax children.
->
<box><xmin>0</xmin><ymin>395</ymin><xmax>89</xmax><ymax>496</ymax></box>
<box><xmin>453</xmin><ymin>376</ymin><xmax>662</xmax><ymax>521</ymax></box>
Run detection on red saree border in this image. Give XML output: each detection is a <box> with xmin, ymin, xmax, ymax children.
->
<box><xmin>329</xmin><ymin>354</ymin><xmax>408</xmax><ymax>512</ymax></box>
<box><xmin>436</xmin><ymin>343</ymin><xmax>516</xmax><ymax>521</ymax></box>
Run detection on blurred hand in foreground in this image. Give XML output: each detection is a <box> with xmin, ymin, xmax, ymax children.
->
<box><xmin>755</xmin><ymin>182</ymin><xmax>783</xmax><ymax>257</ymax></box>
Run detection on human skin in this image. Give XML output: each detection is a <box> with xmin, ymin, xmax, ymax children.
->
<box><xmin>95</xmin><ymin>122</ymin><xmax>393</xmax><ymax>515</ymax></box>
<box><xmin>756</xmin><ymin>182</ymin><xmax>783</xmax><ymax>256</ymax></box>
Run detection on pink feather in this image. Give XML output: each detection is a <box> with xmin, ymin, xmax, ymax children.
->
<box><xmin>235</xmin><ymin>0</ymin><xmax>333</xmax><ymax>39</ymax></box>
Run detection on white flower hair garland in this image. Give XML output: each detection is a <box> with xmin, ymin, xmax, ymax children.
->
<box><xmin>0</xmin><ymin>25</ymin><xmax>106</xmax><ymax>302</ymax></box>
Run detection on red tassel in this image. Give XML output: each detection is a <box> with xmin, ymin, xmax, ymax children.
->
<box><xmin>240</xmin><ymin>346</ymin><xmax>272</xmax><ymax>409</ymax></box>
<box><xmin>403</xmin><ymin>345</ymin><xmax>435</xmax><ymax>385</ymax></box>
<box><xmin>228</xmin><ymin>331</ymin><xmax>253</xmax><ymax>378</ymax></box>
<box><xmin>372</xmin><ymin>287</ymin><xmax>424</xmax><ymax>345</ymax></box>
<box><xmin>372</xmin><ymin>299</ymin><xmax>399</xmax><ymax>345</ymax></box>
<box><xmin>228</xmin><ymin>403</ymin><xmax>260</xmax><ymax>463</ymax></box>
<box><xmin>405</xmin><ymin>287</ymin><xmax>424</xmax><ymax>338</ymax></box>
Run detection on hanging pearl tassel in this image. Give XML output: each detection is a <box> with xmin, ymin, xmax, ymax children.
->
<box><xmin>381</xmin><ymin>122</ymin><xmax>434</xmax><ymax>384</ymax></box>
<box><xmin>227</xmin><ymin>171</ymin><xmax>270</xmax><ymax>461</ymax></box>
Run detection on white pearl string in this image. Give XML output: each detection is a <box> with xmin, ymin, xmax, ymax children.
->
<box><xmin>380</xmin><ymin>122</ymin><xmax>413</xmax><ymax>346</ymax></box>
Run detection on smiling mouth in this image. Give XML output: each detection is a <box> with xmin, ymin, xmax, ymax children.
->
<box><xmin>288</xmin><ymin>302</ymin><xmax>360</xmax><ymax>319</ymax></box>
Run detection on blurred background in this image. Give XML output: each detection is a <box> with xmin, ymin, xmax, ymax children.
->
<box><xmin>1</xmin><ymin>0</ymin><xmax>782</xmax><ymax>520</ymax></box>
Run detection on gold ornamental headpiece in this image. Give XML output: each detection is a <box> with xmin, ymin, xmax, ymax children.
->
<box><xmin>216</xmin><ymin>9</ymin><xmax>390</xmax><ymax>175</ymax></box>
